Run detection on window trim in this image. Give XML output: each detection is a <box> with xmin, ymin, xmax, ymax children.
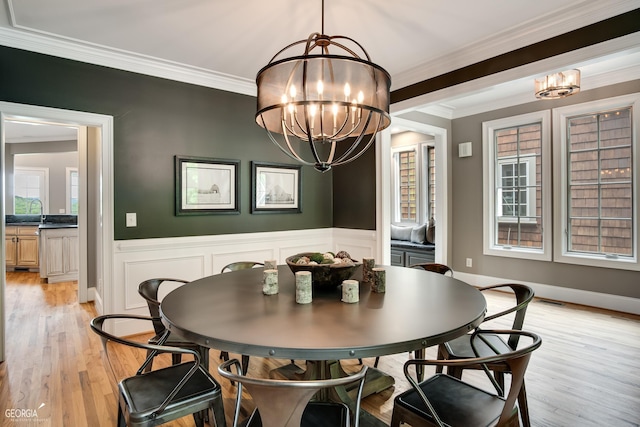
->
<box><xmin>553</xmin><ymin>92</ymin><xmax>639</xmax><ymax>271</ymax></box>
<box><xmin>483</xmin><ymin>110</ymin><xmax>552</xmax><ymax>261</ymax></box>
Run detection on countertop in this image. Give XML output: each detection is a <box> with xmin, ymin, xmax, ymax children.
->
<box><xmin>6</xmin><ymin>222</ymin><xmax>78</xmax><ymax>229</ymax></box>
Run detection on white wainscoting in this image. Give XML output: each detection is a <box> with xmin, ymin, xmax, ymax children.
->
<box><xmin>110</xmin><ymin>227</ymin><xmax>376</xmax><ymax>335</ymax></box>
<box><xmin>455</xmin><ymin>272</ymin><xmax>640</xmax><ymax>315</ymax></box>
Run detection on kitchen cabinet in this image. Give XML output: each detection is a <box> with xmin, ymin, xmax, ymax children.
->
<box><xmin>39</xmin><ymin>227</ymin><xmax>79</xmax><ymax>283</ymax></box>
<box><xmin>5</xmin><ymin>225</ymin><xmax>40</xmax><ymax>271</ymax></box>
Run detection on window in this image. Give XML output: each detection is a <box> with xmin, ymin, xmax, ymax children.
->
<box><xmin>67</xmin><ymin>167</ymin><xmax>79</xmax><ymax>214</ymax></box>
<box><xmin>497</xmin><ymin>157</ymin><xmax>536</xmax><ymax>220</ymax></box>
<box><xmin>392</xmin><ymin>141</ymin><xmax>437</xmax><ymax>225</ymax></box>
<box><xmin>13</xmin><ymin>167</ymin><xmax>49</xmax><ymax>214</ymax></box>
<box><xmin>393</xmin><ymin>149</ymin><xmax>417</xmax><ymax>222</ymax></box>
<box><xmin>483</xmin><ymin>111</ymin><xmax>551</xmax><ymax>260</ymax></box>
<box><xmin>554</xmin><ymin>93</ymin><xmax>639</xmax><ymax>270</ymax></box>
<box><xmin>424</xmin><ymin>145</ymin><xmax>436</xmax><ymax>221</ymax></box>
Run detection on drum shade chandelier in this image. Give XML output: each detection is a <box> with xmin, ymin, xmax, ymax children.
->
<box><xmin>255</xmin><ymin>0</ymin><xmax>391</xmax><ymax>172</ymax></box>
<box><xmin>535</xmin><ymin>69</ymin><xmax>580</xmax><ymax>99</ymax></box>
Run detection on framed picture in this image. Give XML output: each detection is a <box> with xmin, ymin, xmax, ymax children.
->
<box><xmin>251</xmin><ymin>162</ymin><xmax>302</xmax><ymax>213</ymax></box>
<box><xmin>175</xmin><ymin>156</ymin><xmax>239</xmax><ymax>215</ymax></box>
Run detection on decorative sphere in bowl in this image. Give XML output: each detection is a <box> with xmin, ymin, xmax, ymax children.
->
<box><xmin>286</xmin><ymin>252</ymin><xmax>361</xmax><ymax>290</ymax></box>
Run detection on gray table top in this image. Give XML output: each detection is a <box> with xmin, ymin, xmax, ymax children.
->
<box><xmin>161</xmin><ymin>265</ymin><xmax>486</xmax><ymax>361</ymax></box>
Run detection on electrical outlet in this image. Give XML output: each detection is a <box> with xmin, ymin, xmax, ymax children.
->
<box><xmin>126</xmin><ymin>212</ymin><xmax>137</xmax><ymax>227</ymax></box>
<box><xmin>466</xmin><ymin>258</ymin><xmax>473</xmax><ymax>268</ymax></box>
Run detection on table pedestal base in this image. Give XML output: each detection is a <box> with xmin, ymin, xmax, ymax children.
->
<box><xmin>271</xmin><ymin>361</ymin><xmax>394</xmax><ymax>398</ymax></box>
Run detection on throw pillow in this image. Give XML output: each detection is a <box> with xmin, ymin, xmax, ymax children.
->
<box><xmin>391</xmin><ymin>224</ymin><xmax>412</xmax><ymax>241</ymax></box>
<box><xmin>426</xmin><ymin>217</ymin><xmax>436</xmax><ymax>244</ymax></box>
<box><xmin>411</xmin><ymin>224</ymin><xmax>427</xmax><ymax>244</ymax></box>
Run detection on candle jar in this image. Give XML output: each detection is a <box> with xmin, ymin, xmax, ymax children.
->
<box><xmin>264</xmin><ymin>259</ymin><xmax>278</xmax><ymax>270</ymax></box>
<box><xmin>341</xmin><ymin>279</ymin><xmax>359</xmax><ymax>303</ymax></box>
<box><xmin>262</xmin><ymin>269</ymin><xmax>279</xmax><ymax>295</ymax></box>
<box><xmin>362</xmin><ymin>257</ymin><xmax>375</xmax><ymax>283</ymax></box>
<box><xmin>295</xmin><ymin>271</ymin><xmax>312</xmax><ymax>304</ymax></box>
<box><xmin>372</xmin><ymin>267</ymin><xmax>386</xmax><ymax>293</ymax></box>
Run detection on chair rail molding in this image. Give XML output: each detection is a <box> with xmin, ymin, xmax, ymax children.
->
<box><xmin>111</xmin><ymin>228</ymin><xmax>376</xmax><ymax>335</ymax></box>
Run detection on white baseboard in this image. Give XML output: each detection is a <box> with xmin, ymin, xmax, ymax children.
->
<box><xmin>455</xmin><ymin>272</ymin><xmax>640</xmax><ymax>315</ymax></box>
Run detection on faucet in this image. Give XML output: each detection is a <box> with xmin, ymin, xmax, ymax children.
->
<box><xmin>27</xmin><ymin>198</ymin><xmax>45</xmax><ymax>223</ymax></box>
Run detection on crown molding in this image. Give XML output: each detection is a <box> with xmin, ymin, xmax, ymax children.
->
<box><xmin>0</xmin><ymin>26</ymin><xmax>257</xmax><ymax>96</ymax></box>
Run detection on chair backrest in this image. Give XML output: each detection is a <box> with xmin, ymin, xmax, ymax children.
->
<box><xmin>138</xmin><ymin>278</ymin><xmax>189</xmax><ymax>335</ymax></box>
<box><xmin>480</xmin><ymin>283</ymin><xmax>535</xmax><ymax>349</ymax></box>
<box><xmin>90</xmin><ymin>314</ymin><xmax>202</xmax><ymax>416</ymax></box>
<box><xmin>410</xmin><ymin>263</ymin><xmax>453</xmax><ymax>277</ymax></box>
<box><xmin>218</xmin><ymin>359</ymin><xmax>368</xmax><ymax>427</ymax></box>
<box><xmin>405</xmin><ymin>329</ymin><xmax>541</xmax><ymax>427</ymax></box>
<box><xmin>221</xmin><ymin>261</ymin><xmax>264</xmax><ymax>273</ymax></box>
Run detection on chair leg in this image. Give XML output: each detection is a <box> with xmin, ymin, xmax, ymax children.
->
<box><xmin>193</xmin><ymin>410</ymin><xmax>205</xmax><ymax>427</ymax></box>
<box><xmin>390</xmin><ymin>407</ymin><xmax>403</xmax><ymax>427</ymax></box>
<box><xmin>117</xmin><ymin>405</ymin><xmax>126</xmax><ymax>427</ymax></box>
<box><xmin>211</xmin><ymin>398</ymin><xmax>227</xmax><ymax>427</ymax></box>
<box><xmin>220</xmin><ymin>350</ymin><xmax>229</xmax><ymax>361</ymax></box>
<box><xmin>495</xmin><ymin>371</ymin><xmax>505</xmax><ymax>396</ymax></box>
<box><xmin>143</xmin><ymin>349</ymin><xmax>154</xmax><ymax>373</ymax></box>
<box><xmin>373</xmin><ymin>357</ymin><xmax>380</xmax><ymax>368</ymax></box>
<box><xmin>518</xmin><ymin>380</ymin><xmax>531</xmax><ymax>427</ymax></box>
<box><xmin>435</xmin><ymin>344</ymin><xmax>445</xmax><ymax>374</ymax></box>
<box><xmin>414</xmin><ymin>348</ymin><xmax>425</xmax><ymax>382</ymax></box>
<box><xmin>241</xmin><ymin>354</ymin><xmax>250</xmax><ymax>374</ymax></box>
<box><xmin>172</xmin><ymin>353</ymin><xmax>182</xmax><ymax>365</ymax></box>
<box><xmin>199</xmin><ymin>347</ymin><xmax>210</xmax><ymax>371</ymax></box>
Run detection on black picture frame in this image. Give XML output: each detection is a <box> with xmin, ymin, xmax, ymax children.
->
<box><xmin>175</xmin><ymin>156</ymin><xmax>240</xmax><ymax>215</ymax></box>
<box><xmin>251</xmin><ymin>162</ymin><xmax>302</xmax><ymax>213</ymax></box>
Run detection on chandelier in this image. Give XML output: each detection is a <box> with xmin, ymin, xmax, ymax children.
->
<box><xmin>255</xmin><ymin>0</ymin><xmax>391</xmax><ymax>172</ymax></box>
<box><xmin>535</xmin><ymin>69</ymin><xmax>581</xmax><ymax>99</ymax></box>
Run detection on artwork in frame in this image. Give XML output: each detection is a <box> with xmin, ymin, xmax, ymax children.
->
<box><xmin>251</xmin><ymin>162</ymin><xmax>302</xmax><ymax>213</ymax></box>
<box><xmin>175</xmin><ymin>156</ymin><xmax>239</xmax><ymax>215</ymax></box>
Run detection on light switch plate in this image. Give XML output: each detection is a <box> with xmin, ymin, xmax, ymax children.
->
<box><xmin>126</xmin><ymin>212</ymin><xmax>137</xmax><ymax>227</ymax></box>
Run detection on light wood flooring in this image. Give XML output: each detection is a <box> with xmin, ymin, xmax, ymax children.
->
<box><xmin>1</xmin><ymin>271</ymin><xmax>639</xmax><ymax>426</ymax></box>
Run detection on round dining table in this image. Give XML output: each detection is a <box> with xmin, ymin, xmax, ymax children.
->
<box><xmin>160</xmin><ymin>264</ymin><xmax>486</xmax><ymax>362</ymax></box>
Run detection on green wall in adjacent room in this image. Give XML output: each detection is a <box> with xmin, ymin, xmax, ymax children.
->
<box><xmin>0</xmin><ymin>46</ymin><xmax>367</xmax><ymax>239</ymax></box>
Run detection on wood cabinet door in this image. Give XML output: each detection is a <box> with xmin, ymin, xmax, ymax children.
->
<box><xmin>5</xmin><ymin>237</ymin><xmax>17</xmax><ymax>266</ymax></box>
<box><xmin>17</xmin><ymin>236</ymin><xmax>39</xmax><ymax>267</ymax></box>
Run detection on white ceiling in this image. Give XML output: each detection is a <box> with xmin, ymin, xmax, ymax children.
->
<box><xmin>1</xmin><ymin>0</ymin><xmax>639</xmax><ymax>139</ymax></box>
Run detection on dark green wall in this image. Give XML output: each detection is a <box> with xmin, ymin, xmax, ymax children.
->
<box><xmin>332</xmin><ymin>144</ymin><xmax>376</xmax><ymax>230</ymax></box>
<box><xmin>0</xmin><ymin>46</ymin><xmax>341</xmax><ymax>239</ymax></box>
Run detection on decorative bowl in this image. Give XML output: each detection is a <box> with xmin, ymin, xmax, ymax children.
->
<box><xmin>286</xmin><ymin>253</ymin><xmax>361</xmax><ymax>290</ymax></box>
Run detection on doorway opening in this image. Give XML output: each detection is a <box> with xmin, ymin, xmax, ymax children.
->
<box><xmin>377</xmin><ymin>117</ymin><xmax>449</xmax><ymax>266</ymax></box>
<box><xmin>0</xmin><ymin>101</ymin><xmax>114</xmax><ymax>362</ymax></box>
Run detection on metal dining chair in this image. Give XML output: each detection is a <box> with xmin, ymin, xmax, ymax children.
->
<box><xmin>221</xmin><ymin>261</ymin><xmax>264</xmax><ymax>272</ymax></box>
<box><xmin>90</xmin><ymin>314</ymin><xmax>226</xmax><ymax>427</ymax></box>
<box><xmin>138</xmin><ymin>278</ymin><xmax>210</xmax><ymax>372</ymax></box>
<box><xmin>436</xmin><ymin>283</ymin><xmax>535</xmax><ymax>426</ymax></box>
<box><xmin>218</xmin><ymin>358</ymin><xmax>368</xmax><ymax>427</ymax></box>
<box><xmin>391</xmin><ymin>329</ymin><xmax>542</xmax><ymax>427</ymax></box>
<box><xmin>219</xmin><ymin>262</ymin><xmax>264</xmax><ymax>374</ymax></box>
<box><xmin>409</xmin><ymin>262</ymin><xmax>454</xmax><ymax>277</ymax></box>
<box><xmin>373</xmin><ymin>262</ymin><xmax>455</xmax><ymax>373</ymax></box>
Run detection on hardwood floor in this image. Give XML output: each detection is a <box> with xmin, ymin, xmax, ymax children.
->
<box><xmin>1</xmin><ymin>271</ymin><xmax>639</xmax><ymax>426</ymax></box>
